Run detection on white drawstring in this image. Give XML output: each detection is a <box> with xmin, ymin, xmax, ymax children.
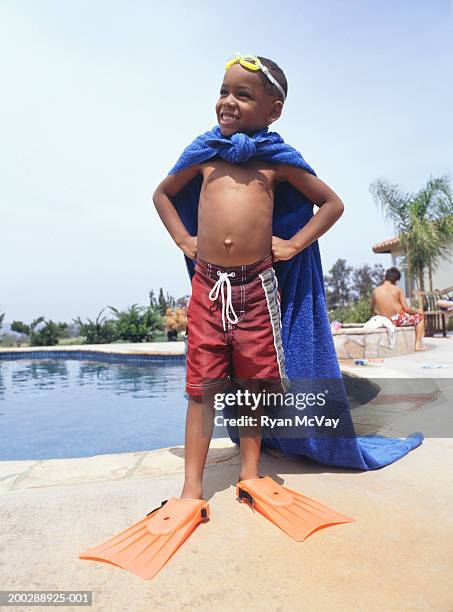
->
<box><xmin>208</xmin><ymin>271</ymin><xmax>239</xmax><ymax>330</ymax></box>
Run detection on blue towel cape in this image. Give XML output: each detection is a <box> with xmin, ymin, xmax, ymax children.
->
<box><xmin>168</xmin><ymin>125</ymin><xmax>423</xmax><ymax>470</ymax></box>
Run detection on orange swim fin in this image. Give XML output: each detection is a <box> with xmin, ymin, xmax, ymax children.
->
<box><xmin>237</xmin><ymin>476</ymin><xmax>354</xmax><ymax>541</ymax></box>
<box><xmin>79</xmin><ymin>497</ymin><xmax>210</xmax><ymax>580</ymax></box>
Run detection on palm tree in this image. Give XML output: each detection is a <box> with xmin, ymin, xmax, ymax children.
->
<box><xmin>370</xmin><ymin>175</ymin><xmax>453</xmax><ymax>296</ymax></box>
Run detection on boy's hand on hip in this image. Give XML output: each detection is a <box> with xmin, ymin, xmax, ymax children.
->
<box><xmin>179</xmin><ymin>235</ymin><xmax>197</xmax><ymax>259</ymax></box>
<box><xmin>271</xmin><ymin>236</ymin><xmax>299</xmax><ymax>262</ymax></box>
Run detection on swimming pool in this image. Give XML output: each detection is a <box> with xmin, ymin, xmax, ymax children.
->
<box><xmin>0</xmin><ymin>357</ymin><xmax>189</xmax><ymax>461</ymax></box>
<box><xmin>0</xmin><ymin>353</ymin><xmax>368</xmax><ymax>462</ymax></box>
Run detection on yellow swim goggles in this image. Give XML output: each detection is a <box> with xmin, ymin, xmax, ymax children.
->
<box><xmin>225</xmin><ymin>52</ymin><xmax>286</xmax><ymax>102</ymax></box>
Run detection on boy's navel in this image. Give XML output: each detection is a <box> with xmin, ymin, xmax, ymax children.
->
<box><xmin>224</xmin><ymin>239</ymin><xmax>233</xmax><ymax>247</ymax></box>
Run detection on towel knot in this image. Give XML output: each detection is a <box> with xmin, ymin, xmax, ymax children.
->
<box><xmin>225</xmin><ymin>132</ymin><xmax>257</xmax><ymax>162</ymax></box>
<box><xmin>204</xmin><ymin>126</ymin><xmax>272</xmax><ymax>164</ymax></box>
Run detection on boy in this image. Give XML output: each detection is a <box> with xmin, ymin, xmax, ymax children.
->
<box><xmin>79</xmin><ymin>53</ymin><xmax>354</xmax><ymax>581</ymax></box>
<box><xmin>371</xmin><ymin>266</ymin><xmax>426</xmax><ymax>350</ymax></box>
<box><xmin>153</xmin><ymin>54</ymin><xmax>344</xmax><ymax>500</ymax></box>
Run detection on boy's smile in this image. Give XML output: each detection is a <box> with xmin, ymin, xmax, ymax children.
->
<box><xmin>216</xmin><ymin>63</ymin><xmax>282</xmax><ymax>137</ymax></box>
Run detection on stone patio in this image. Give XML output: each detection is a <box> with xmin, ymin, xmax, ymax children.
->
<box><xmin>1</xmin><ymin>338</ymin><xmax>452</xmax><ymax>611</ymax></box>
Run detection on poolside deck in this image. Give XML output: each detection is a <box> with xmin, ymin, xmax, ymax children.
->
<box><xmin>1</xmin><ymin>338</ymin><xmax>452</xmax><ymax>611</ymax></box>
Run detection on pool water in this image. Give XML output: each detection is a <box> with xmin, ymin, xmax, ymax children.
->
<box><xmin>0</xmin><ymin>358</ymin><xmax>366</xmax><ymax>462</ymax></box>
<box><xmin>0</xmin><ymin>358</ymin><xmax>189</xmax><ymax>461</ymax></box>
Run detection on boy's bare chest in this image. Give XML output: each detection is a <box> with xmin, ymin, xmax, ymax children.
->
<box><xmin>200</xmin><ymin>158</ymin><xmax>280</xmax><ymax>193</ymax></box>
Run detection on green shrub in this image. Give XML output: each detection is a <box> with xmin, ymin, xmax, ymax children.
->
<box><xmin>30</xmin><ymin>321</ymin><xmax>68</xmax><ymax>346</ymax></box>
<box><xmin>74</xmin><ymin>305</ymin><xmax>164</xmax><ymax>344</ymax></box>
<box><xmin>329</xmin><ymin>297</ymin><xmax>372</xmax><ymax>324</ymax></box>
<box><xmin>9</xmin><ymin>317</ymin><xmax>68</xmax><ymax>347</ymax></box>
<box><xmin>73</xmin><ymin>309</ymin><xmax>119</xmax><ymax>344</ymax></box>
<box><xmin>108</xmin><ymin>304</ymin><xmax>164</xmax><ymax>342</ymax></box>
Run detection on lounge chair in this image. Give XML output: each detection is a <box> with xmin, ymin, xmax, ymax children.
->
<box><xmin>417</xmin><ymin>285</ymin><xmax>453</xmax><ymax>337</ymax></box>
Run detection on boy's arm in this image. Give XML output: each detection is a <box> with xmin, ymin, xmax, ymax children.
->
<box><xmin>398</xmin><ymin>288</ymin><xmax>421</xmax><ymax>315</ymax></box>
<box><xmin>152</xmin><ymin>164</ymin><xmax>201</xmax><ymax>259</ymax></box>
<box><xmin>272</xmin><ymin>165</ymin><xmax>344</xmax><ymax>261</ymax></box>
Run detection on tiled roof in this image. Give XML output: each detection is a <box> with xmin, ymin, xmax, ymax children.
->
<box><xmin>372</xmin><ymin>236</ymin><xmax>401</xmax><ymax>253</ymax></box>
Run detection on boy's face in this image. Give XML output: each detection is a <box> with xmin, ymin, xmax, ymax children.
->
<box><xmin>216</xmin><ymin>63</ymin><xmax>283</xmax><ymax>137</ymax></box>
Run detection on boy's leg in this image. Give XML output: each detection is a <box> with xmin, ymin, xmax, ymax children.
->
<box><xmin>182</xmin><ymin>392</ymin><xmax>264</xmax><ymax>494</ymax></box>
<box><xmin>415</xmin><ymin>316</ymin><xmax>426</xmax><ymax>350</ymax></box>
<box><xmin>238</xmin><ymin>419</ymin><xmax>262</xmax><ymax>481</ymax></box>
<box><xmin>183</xmin><ymin>259</ymin><xmax>232</xmax><ymax>498</ymax></box>
<box><xmin>232</xmin><ymin>262</ymin><xmax>287</xmax><ymax>482</ymax></box>
<box><xmin>237</xmin><ymin>391</ymin><xmax>266</xmax><ymax>480</ymax></box>
<box><xmin>181</xmin><ymin>395</ymin><xmax>215</xmax><ymax>499</ymax></box>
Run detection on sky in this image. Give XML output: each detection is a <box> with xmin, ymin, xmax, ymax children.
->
<box><xmin>1</xmin><ymin>0</ymin><xmax>452</xmax><ymax>325</ymax></box>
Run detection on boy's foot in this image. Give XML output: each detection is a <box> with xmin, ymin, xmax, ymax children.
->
<box><xmin>415</xmin><ymin>344</ymin><xmax>427</xmax><ymax>351</ymax></box>
<box><xmin>238</xmin><ymin>470</ymin><xmax>260</xmax><ymax>482</ymax></box>
<box><xmin>180</xmin><ymin>483</ymin><xmax>203</xmax><ymax>500</ymax></box>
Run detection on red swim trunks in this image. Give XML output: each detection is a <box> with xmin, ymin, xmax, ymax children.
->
<box><xmin>185</xmin><ymin>254</ymin><xmax>288</xmax><ymax>398</ymax></box>
<box><xmin>389</xmin><ymin>310</ymin><xmax>422</xmax><ymax>327</ymax></box>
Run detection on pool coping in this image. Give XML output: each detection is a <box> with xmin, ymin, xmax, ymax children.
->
<box><xmin>0</xmin><ymin>438</ymin><xmax>241</xmax><ymax>494</ymax></box>
<box><xmin>0</xmin><ymin>341</ymin><xmax>186</xmax><ymax>362</ymax></box>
